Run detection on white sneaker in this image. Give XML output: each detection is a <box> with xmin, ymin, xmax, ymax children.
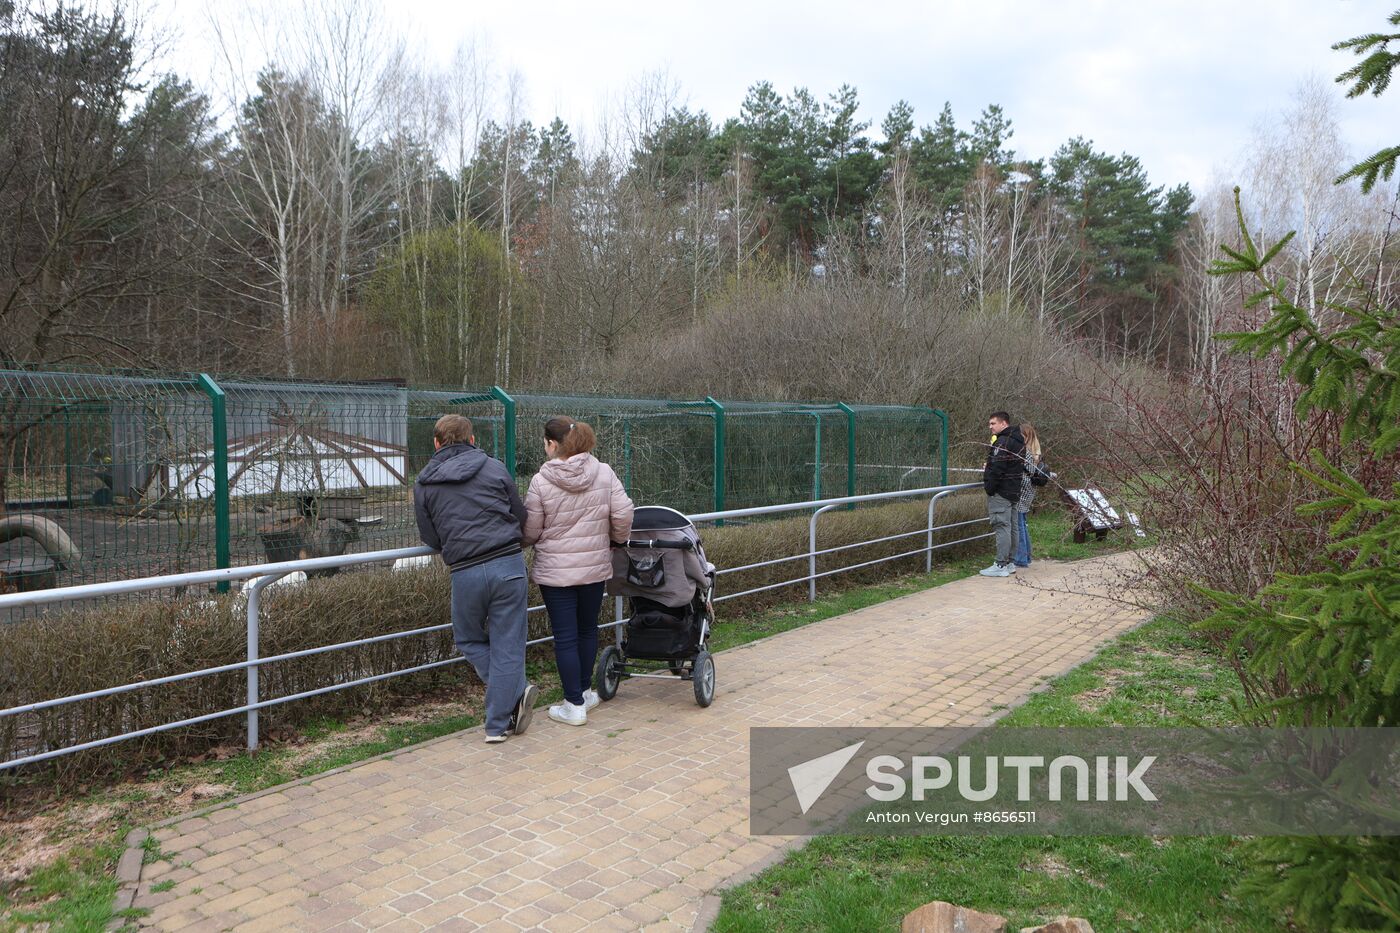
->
<box><xmin>548</xmin><ymin>702</ymin><xmax>587</xmax><ymax>726</ymax></box>
<box><xmin>984</xmin><ymin>563</ymin><xmax>1014</xmax><ymax>578</ymax></box>
<box><xmin>978</xmin><ymin>563</ymin><xmax>1003</xmax><ymax>577</ymax></box>
<box><xmin>582</xmin><ymin>689</ymin><xmax>601</xmax><ymax>711</ymax></box>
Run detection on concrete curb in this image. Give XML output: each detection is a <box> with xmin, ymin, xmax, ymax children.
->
<box><xmin>106</xmin><ymin>827</ymin><xmax>148</xmax><ymax>931</ymax></box>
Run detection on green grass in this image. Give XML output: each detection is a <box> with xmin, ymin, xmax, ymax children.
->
<box><xmin>712</xmin><ymin>617</ymin><xmax>1283</xmax><ymax>932</ymax></box>
<box><xmin>0</xmin><ymin>507</ymin><xmax>1128</xmax><ymax>933</ymax></box>
<box><xmin>1</xmin><ymin>840</ymin><xmax>123</xmax><ymax>933</ymax></box>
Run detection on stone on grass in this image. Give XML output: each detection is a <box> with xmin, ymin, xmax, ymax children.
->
<box><xmin>902</xmin><ymin>900</ymin><xmax>1008</xmax><ymax>933</ymax></box>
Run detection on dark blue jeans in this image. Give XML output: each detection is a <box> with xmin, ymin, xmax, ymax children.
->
<box><xmin>1014</xmin><ymin>511</ymin><xmax>1032</xmax><ymax>567</ymax></box>
<box><xmin>540</xmin><ymin>582</ymin><xmax>606</xmax><ymax>706</ymax></box>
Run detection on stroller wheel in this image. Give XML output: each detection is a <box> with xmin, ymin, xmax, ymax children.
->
<box><xmin>596</xmin><ymin>645</ymin><xmax>623</xmax><ymax>701</ymax></box>
<box><xmin>692</xmin><ymin>650</ymin><xmax>715</xmax><ymax>708</ymax></box>
<box><xmin>668</xmin><ymin>660</ymin><xmax>685</xmax><ymax>676</ymax></box>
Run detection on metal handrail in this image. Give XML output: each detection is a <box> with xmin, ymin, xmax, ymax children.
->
<box><xmin>0</xmin><ymin>481</ymin><xmax>990</xmax><ymax>770</ymax></box>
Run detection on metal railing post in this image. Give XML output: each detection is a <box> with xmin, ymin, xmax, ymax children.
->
<box><xmin>196</xmin><ymin>374</ymin><xmax>231</xmax><ymax>592</ymax></box>
<box><xmin>246</xmin><ymin>572</ymin><xmax>293</xmax><ymax>751</ymax></box>
<box><xmin>927</xmin><ymin>490</ymin><xmax>952</xmax><ymax>573</ymax></box>
<box><xmin>808</xmin><ymin>503</ymin><xmax>839</xmax><ymax>602</ymax></box>
<box><xmin>614</xmin><ymin>595</ymin><xmax>625</xmax><ymax>647</ymax></box>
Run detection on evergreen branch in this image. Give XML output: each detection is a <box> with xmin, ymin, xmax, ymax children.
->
<box><xmin>1335</xmin><ymin>145</ymin><xmax>1400</xmax><ymax>193</ymax></box>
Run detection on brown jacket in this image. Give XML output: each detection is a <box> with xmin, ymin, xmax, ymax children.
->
<box><xmin>522</xmin><ymin>453</ymin><xmax>634</xmax><ymax>586</ymax></box>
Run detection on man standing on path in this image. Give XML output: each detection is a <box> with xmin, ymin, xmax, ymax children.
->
<box><xmin>980</xmin><ymin>411</ymin><xmax>1025</xmax><ymax>578</ymax></box>
<box><xmin>414</xmin><ymin>414</ymin><xmax>538</xmax><ymax>743</ymax></box>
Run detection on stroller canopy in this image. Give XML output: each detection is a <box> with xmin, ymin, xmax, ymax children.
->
<box><xmin>630</xmin><ymin>505</ymin><xmax>693</xmax><ymax>532</ymax></box>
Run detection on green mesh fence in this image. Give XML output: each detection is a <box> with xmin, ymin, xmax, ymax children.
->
<box><xmin>1</xmin><ymin>369</ymin><xmax>946</xmax><ymax>596</ymax></box>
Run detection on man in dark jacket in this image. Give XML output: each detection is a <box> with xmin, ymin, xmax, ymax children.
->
<box><xmin>980</xmin><ymin>411</ymin><xmax>1024</xmax><ymax>578</ymax></box>
<box><xmin>414</xmin><ymin>414</ymin><xmax>537</xmax><ymax>743</ymax></box>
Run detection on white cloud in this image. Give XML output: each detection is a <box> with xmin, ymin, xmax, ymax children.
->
<box><xmin>148</xmin><ymin>0</ymin><xmax>1400</xmax><ymax>194</ymax></box>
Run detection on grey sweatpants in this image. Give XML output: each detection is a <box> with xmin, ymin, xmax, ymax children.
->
<box><xmin>986</xmin><ymin>495</ymin><xmax>1016</xmax><ymax>565</ymax></box>
<box><xmin>449</xmin><ymin>552</ymin><xmax>529</xmax><ymax>736</ymax></box>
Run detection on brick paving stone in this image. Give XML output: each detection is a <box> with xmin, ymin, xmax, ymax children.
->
<box><xmin>131</xmin><ymin>554</ymin><xmax>1148</xmax><ymax>931</ymax></box>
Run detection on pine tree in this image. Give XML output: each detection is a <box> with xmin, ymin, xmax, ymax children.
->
<box><xmin>1333</xmin><ymin>9</ymin><xmax>1400</xmax><ymax>191</ymax></box>
<box><xmin>1202</xmin><ymin>191</ymin><xmax>1400</xmax><ymax>930</ymax></box>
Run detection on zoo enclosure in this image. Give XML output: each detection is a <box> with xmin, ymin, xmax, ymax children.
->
<box><xmin>0</xmin><ymin>369</ymin><xmax>947</xmax><ymax>592</ymax></box>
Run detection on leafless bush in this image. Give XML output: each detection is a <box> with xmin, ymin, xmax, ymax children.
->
<box><xmin>562</xmin><ymin>276</ymin><xmax>1167</xmax><ymax>465</ymax></box>
<box><xmin>1054</xmin><ymin>349</ymin><xmax>1400</xmax><ymax>707</ymax></box>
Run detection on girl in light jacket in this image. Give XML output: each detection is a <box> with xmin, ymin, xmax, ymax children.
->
<box><xmin>523</xmin><ymin>417</ymin><xmax>634</xmax><ymax>726</ymax></box>
<box><xmin>1014</xmin><ymin>423</ymin><xmax>1042</xmax><ymax>568</ymax></box>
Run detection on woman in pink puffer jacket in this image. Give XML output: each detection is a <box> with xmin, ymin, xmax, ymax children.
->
<box><xmin>523</xmin><ymin>417</ymin><xmax>634</xmax><ymax>726</ymax></box>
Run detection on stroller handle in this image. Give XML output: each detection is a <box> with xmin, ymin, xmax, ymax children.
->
<box><xmin>613</xmin><ymin>538</ymin><xmax>695</xmax><ymax>551</ymax></box>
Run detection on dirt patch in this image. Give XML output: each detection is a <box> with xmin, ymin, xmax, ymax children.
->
<box><xmin>1071</xmin><ymin>668</ymin><xmax>1132</xmax><ymax>711</ymax></box>
<box><xmin>1033</xmin><ymin>853</ymin><xmax>1074</xmax><ymax>879</ymax></box>
<box><xmin>1028</xmin><ymin>853</ymin><xmax>1104</xmax><ymax>888</ymax></box>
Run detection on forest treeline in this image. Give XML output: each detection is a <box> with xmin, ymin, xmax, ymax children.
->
<box><xmin>1</xmin><ymin>0</ymin><xmax>1395</xmax><ymax>410</ymax></box>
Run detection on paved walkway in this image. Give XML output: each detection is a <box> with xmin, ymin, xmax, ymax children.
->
<box><xmin>130</xmin><ymin>553</ymin><xmax>1153</xmax><ymax>932</ymax></box>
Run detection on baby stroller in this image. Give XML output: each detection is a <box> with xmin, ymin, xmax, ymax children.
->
<box><xmin>596</xmin><ymin>505</ymin><xmax>717</xmax><ymax>707</ymax></box>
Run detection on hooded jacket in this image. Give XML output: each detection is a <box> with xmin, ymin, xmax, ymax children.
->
<box><xmin>983</xmin><ymin>424</ymin><xmax>1026</xmax><ymax>503</ymax></box>
<box><xmin>413</xmin><ymin>443</ymin><xmax>526</xmax><ymax>570</ymax></box>
<box><xmin>522</xmin><ymin>453</ymin><xmax>634</xmax><ymax>587</ymax></box>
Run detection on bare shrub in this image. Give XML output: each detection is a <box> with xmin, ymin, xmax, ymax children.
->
<box><xmin>563</xmin><ymin>276</ymin><xmax>1167</xmax><ymax>466</ymax></box>
<box><xmin>1057</xmin><ymin>348</ymin><xmax>1399</xmax><ymax>709</ymax></box>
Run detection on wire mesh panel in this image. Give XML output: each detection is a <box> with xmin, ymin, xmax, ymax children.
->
<box><xmin>504</xmin><ymin>394</ymin><xmax>717</xmax><ymax>515</ymax></box>
<box><xmin>724</xmin><ymin>404</ymin><xmax>851</xmax><ymax>512</ymax></box>
<box><xmin>847</xmin><ymin>405</ymin><xmax>946</xmax><ymax>495</ymax></box>
<box><xmin>0</xmin><ymin>370</ymin><xmax>219</xmax><ymax>598</ymax></box>
<box><xmin>210</xmin><ymin>379</ymin><xmax>419</xmax><ymax>566</ymax></box>
<box><xmin>2</xmin><ymin>367</ymin><xmax>948</xmax><ymax>603</ymax></box>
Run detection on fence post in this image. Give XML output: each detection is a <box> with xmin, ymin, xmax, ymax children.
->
<box><xmin>491</xmin><ymin>386</ymin><xmax>516</xmax><ymax>480</ymax></box>
<box><xmin>810</xmin><ymin>412</ymin><xmax>822</xmax><ymax>501</ymax></box>
<box><xmin>931</xmin><ymin>408</ymin><xmax>949</xmax><ymax>486</ymax></box>
<box><xmin>622</xmin><ymin>419</ymin><xmax>632</xmax><ymax>495</ymax></box>
<box><xmin>705</xmin><ymin>397</ymin><xmax>725</xmax><ymax>524</ymax></box>
<box><xmin>836</xmin><ymin>402</ymin><xmax>856</xmax><ymax>506</ymax></box>
<box><xmin>63</xmin><ymin>405</ymin><xmax>73</xmax><ymax>508</ymax></box>
<box><xmin>196</xmin><ymin>374</ymin><xmax>231</xmax><ymax>593</ymax></box>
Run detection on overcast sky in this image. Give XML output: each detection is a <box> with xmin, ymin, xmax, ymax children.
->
<box><xmin>154</xmin><ymin>0</ymin><xmax>1398</xmax><ymax>195</ymax></box>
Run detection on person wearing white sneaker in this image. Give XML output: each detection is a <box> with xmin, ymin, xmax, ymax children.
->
<box><xmin>980</xmin><ymin>411</ymin><xmax>1024</xmax><ymax>579</ymax></box>
<box><xmin>548</xmin><ymin>700</ymin><xmax>588</xmax><ymax>726</ymax></box>
<box><xmin>523</xmin><ymin>417</ymin><xmax>634</xmax><ymax>723</ymax></box>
